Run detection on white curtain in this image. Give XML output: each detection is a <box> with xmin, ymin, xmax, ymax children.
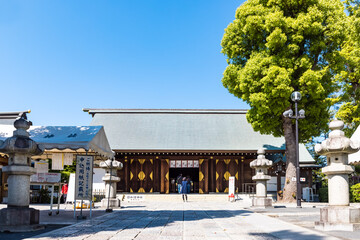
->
<box><xmin>64</xmin><ymin>153</ymin><xmax>73</xmax><ymax>165</ymax></box>
<box><xmin>52</xmin><ymin>153</ymin><xmax>64</xmax><ymax>170</ymax></box>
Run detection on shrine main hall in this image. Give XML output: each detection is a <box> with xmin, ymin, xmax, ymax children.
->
<box><xmin>83</xmin><ymin>109</ymin><xmax>315</xmax><ymax>194</ymax></box>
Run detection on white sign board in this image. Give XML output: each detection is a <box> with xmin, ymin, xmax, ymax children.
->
<box><xmin>291</xmin><ymin>177</ymin><xmax>297</xmax><ymax>182</ymax></box>
<box><xmin>75</xmin><ymin>155</ymin><xmax>93</xmax><ymax>200</ymax></box>
<box><xmin>125</xmin><ymin>195</ymin><xmax>145</xmax><ymax>202</ymax></box>
<box><xmin>67</xmin><ymin>173</ymin><xmax>76</xmax><ymax>203</ymax></box>
<box><xmin>35</xmin><ymin>161</ymin><xmax>49</xmax><ymax>173</ymax></box>
<box><xmin>30</xmin><ymin>173</ymin><xmax>61</xmax><ymax>183</ymax></box>
<box><xmin>228</xmin><ymin>176</ymin><xmax>235</xmax><ymax>198</ymax></box>
<box><xmin>300</xmin><ymin>177</ymin><xmax>306</xmax><ymax>182</ymax></box>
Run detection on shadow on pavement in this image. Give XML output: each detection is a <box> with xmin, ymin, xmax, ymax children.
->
<box><xmin>24</xmin><ymin>209</ymin><xmax>254</xmax><ymax>239</ymax></box>
<box><xmin>0</xmin><ymin>224</ymin><xmax>69</xmax><ymax>240</ymax></box>
<box><xmin>250</xmin><ymin>230</ymin><xmax>329</xmax><ymax>240</ymax></box>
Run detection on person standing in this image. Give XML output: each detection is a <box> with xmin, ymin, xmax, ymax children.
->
<box><xmin>176</xmin><ymin>174</ymin><xmax>182</xmax><ymax>194</ymax></box>
<box><xmin>186</xmin><ymin>176</ymin><xmax>191</xmax><ymax>194</ymax></box>
<box><xmin>181</xmin><ymin>177</ymin><xmax>188</xmax><ymax>202</ymax></box>
<box><xmin>61</xmin><ymin>181</ymin><xmax>68</xmax><ymax>203</ymax></box>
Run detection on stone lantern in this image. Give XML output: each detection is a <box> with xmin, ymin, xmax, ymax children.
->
<box><xmin>100</xmin><ymin>159</ymin><xmax>123</xmax><ymax>208</ymax></box>
<box><xmin>0</xmin><ymin>116</ymin><xmax>43</xmax><ymax>232</ymax></box>
<box><xmin>250</xmin><ymin>148</ymin><xmax>273</xmax><ymax>208</ymax></box>
<box><xmin>315</xmin><ymin>119</ymin><xmax>360</xmax><ymax>231</ymax></box>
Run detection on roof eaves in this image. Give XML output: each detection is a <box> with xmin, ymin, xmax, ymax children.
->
<box><xmin>0</xmin><ymin>110</ymin><xmax>31</xmax><ymax>119</ymax></box>
<box><xmin>83</xmin><ymin>108</ymin><xmax>249</xmax><ymax>115</ymax></box>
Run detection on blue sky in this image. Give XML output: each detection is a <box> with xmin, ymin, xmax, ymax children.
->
<box><xmin>0</xmin><ymin>0</ymin><xmax>247</xmax><ymax>126</ymax></box>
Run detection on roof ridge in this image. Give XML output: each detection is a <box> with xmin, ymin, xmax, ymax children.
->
<box><xmin>83</xmin><ymin>108</ymin><xmax>249</xmax><ymax>115</ymax></box>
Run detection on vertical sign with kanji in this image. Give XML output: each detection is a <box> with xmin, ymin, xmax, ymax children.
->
<box><xmin>75</xmin><ymin>155</ymin><xmax>93</xmax><ymax>200</ymax></box>
<box><xmin>228</xmin><ymin>176</ymin><xmax>235</xmax><ymax>201</ymax></box>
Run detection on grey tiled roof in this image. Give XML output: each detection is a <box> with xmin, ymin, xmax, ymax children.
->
<box><xmin>85</xmin><ymin>109</ymin><xmax>314</xmax><ymax>162</ymax></box>
<box><xmin>0</xmin><ymin>111</ymin><xmax>30</xmax><ymax>125</ymax></box>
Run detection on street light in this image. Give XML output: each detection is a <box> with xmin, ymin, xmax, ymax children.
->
<box><xmin>283</xmin><ymin>91</ymin><xmax>305</xmax><ymax>208</ymax></box>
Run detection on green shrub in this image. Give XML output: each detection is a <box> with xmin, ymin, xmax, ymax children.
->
<box><xmin>350</xmin><ymin>183</ymin><xmax>360</xmax><ymax>202</ymax></box>
<box><xmin>355</xmin><ymin>165</ymin><xmax>360</xmax><ymax>175</ymax></box>
<box><xmin>319</xmin><ymin>187</ymin><xmax>328</xmax><ymax>202</ymax></box>
<box><xmin>39</xmin><ymin>188</ymin><xmax>51</xmax><ymax>203</ymax></box>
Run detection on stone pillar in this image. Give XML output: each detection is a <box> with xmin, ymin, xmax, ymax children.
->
<box><xmin>250</xmin><ymin>148</ymin><xmax>273</xmax><ymax>208</ymax></box>
<box><xmin>0</xmin><ymin>116</ymin><xmax>43</xmax><ymax>232</ymax></box>
<box><xmin>100</xmin><ymin>159</ymin><xmax>123</xmax><ymax>208</ymax></box>
<box><xmin>315</xmin><ymin>119</ymin><xmax>360</xmax><ymax>231</ymax></box>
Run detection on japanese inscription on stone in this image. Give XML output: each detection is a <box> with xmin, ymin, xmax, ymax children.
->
<box><xmin>75</xmin><ymin>155</ymin><xmax>93</xmax><ymax>200</ymax></box>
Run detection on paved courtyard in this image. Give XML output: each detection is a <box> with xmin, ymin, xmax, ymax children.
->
<box><xmin>23</xmin><ymin>199</ymin><xmax>355</xmax><ymax>240</ymax></box>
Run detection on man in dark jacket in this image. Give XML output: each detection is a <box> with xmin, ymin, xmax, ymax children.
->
<box><xmin>176</xmin><ymin>174</ymin><xmax>182</xmax><ymax>193</ymax></box>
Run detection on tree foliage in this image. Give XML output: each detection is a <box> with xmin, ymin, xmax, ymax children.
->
<box><xmin>221</xmin><ymin>0</ymin><xmax>347</xmax><ymax>202</ymax></box>
<box><xmin>335</xmin><ymin>0</ymin><xmax>360</xmax><ymax>137</ymax></box>
<box><xmin>221</xmin><ymin>0</ymin><xmax>347</xmax><ymax>141</ymax></box>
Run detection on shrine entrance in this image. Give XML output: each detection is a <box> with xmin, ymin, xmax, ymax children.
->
<box><xmin>118</xmin><ymin>155</ymin><xmax>257</xmax><ymax>194</ymax></box>
<box><xmin>169</xmin><ymin>159</ymin><xmax>199</xmax><ymax>193</ymax></box>
<box><xmin>169</xmin><ymin>168</ymin><xmax>199</xmax><ymax>193</ymax></box>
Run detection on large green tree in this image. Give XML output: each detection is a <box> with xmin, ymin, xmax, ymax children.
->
<box><xmin>221</xmin><ymin>0</ymin><xmax>347</xmax><ymax>202</ymax></box>
<box><xmin>335</xmin><ymin>0</ymin><xmax>360</xmax><ymax>137</ymax></box>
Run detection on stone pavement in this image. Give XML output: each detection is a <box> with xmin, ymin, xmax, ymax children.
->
<box><xmin>23</xmin><ymin>200</ymin><xmax>352</xmax><ymax>240</ymax></box>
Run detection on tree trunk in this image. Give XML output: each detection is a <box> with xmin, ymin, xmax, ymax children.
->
<box><xmin>280</xmin><ymin>117</ymin><xmax>297</xmax><ymax>203</ymax></box>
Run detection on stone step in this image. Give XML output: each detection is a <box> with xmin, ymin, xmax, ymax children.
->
<box><xmin>115</xmin><ymin>193</ymin><xmax>273</xmax><ymax>202</ymax></box>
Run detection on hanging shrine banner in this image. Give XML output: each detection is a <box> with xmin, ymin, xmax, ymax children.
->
<box><xmin>75</xmin><ymin>155</ymin><xmax>93</xmax><ymax>200</ymax></box>
<box><xmin>176</xmin><ymin>160</ymin><xmax>182</xmax><ymax>168</ymax></box>
<box><xmin>170</xmin><ymin>160</ymin><xmax>176</xmax><ymax>168</ymax></box>
<box><xmin>182</xmin><ymin>160</ymin><xmax>188</xmax><ymax>168</ymax></box>
<box><xmin>51</xmin><ymin>153</ymin><xmax>64</xmax><ymax>170</ymax></box>
<box><xmin>194</xmin><ymin>160</ymin><xmax>199</xmax><ymax>168</ymax></box>
<box><xmin>64</xmin><ymin>153</ymin><xmax>73</xmax><ymax>165</ymax></box>
<box><xmin>187</xmin><ymin>160</ymin><xmax>194</xmax><ymax>168</ymax></box>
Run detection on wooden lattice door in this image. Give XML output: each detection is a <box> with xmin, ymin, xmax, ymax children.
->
<box><xmin>141</xmin><ymin>158</ymin><xmax>154</xmax><ymax>193</ymax></box>
<box><xmin>216</xmin><ymin>159</ymin><xmax>239</xmax><ymax>193</ymax></box>
<box><xmin>129</xmin><ymin>158</ymin><xmax>140</xmax><ymax>193</ymax></box>
<box><xmin>130</xmin><ymin>158</ymin><xmax>154</xmax><ymax>193</ymax></box>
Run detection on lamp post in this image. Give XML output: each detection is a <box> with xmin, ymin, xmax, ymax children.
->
<box><xmin>283</xmin><ymin>91</ymin><xmax>305</xmax><ymax>208</ymax></box>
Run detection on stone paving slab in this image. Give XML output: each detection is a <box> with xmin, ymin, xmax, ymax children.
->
<box><xmin>22</xmin><ymin>201</ymin><xmax>358</xmax><ymax>240</ymax></box>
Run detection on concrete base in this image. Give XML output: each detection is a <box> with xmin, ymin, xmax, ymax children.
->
<box><xmin>252</xmin><ymin>197</ymin><xmax>272</xmax><ymax>208</ymax></box>
<box><xmin>101</xmin><ymin>198</ymin><xmax>121</xmax><ymax>208</ymax></box>
<box><xmin>0</xmin><ymin>207</ymin><xmax>43</xmax><ymax>232</ymax></box>
<box><xmin>315</xmin><ymin>206</ymin><xmax>360</xmax><ymax>231</ymax></box>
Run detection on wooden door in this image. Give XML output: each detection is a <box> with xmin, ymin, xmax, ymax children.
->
<box><xmin>160</xmin><ymin>159</ymin><xmax>169</xmax><ymax>193</ymax></box>
<box><xmin>216</xmin><ymin>159</ymin><xmax>226</xmax><ymax>192</ymax></box>
<box><xmin>209</xmin><ymin>158</ymin><xmax>216</xmax><ymax>192</ymax></box>
<box><xmin>129</xmin><ymin>158</ymin><xmax>140</xmax><ymax>192</ymax></box>
<box><xmin>153</xmin><ymin>157</ymin><xmax>161</xmax><ymax>192</ymax></box>
<box><xmin>199</xmin><ymin>159</ymin><xmax>209</xmax><ymax>194</ymax></box>
<box><xmin>130</xmin><ymin>158</ymin><xmax>154</xmax><ymax>193</ymax></box>
<box><xmin>117</xmin><ymin>158</ymin><xmax>128</xmax><ymax>192</ymax></box>
<box><xmin>142</xmin><ymin>158</ymin><xmax>154</xmax><ymax>192</ymax></box>
<box><xmin>216</xmin><ymin>158</ymin><xmax>239</xmax><ymax>193</ymax></box>
<box><xmin>229</xmin><ymin>159</ymin><xmax>239</xmax><ymax>193</ymax></box>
